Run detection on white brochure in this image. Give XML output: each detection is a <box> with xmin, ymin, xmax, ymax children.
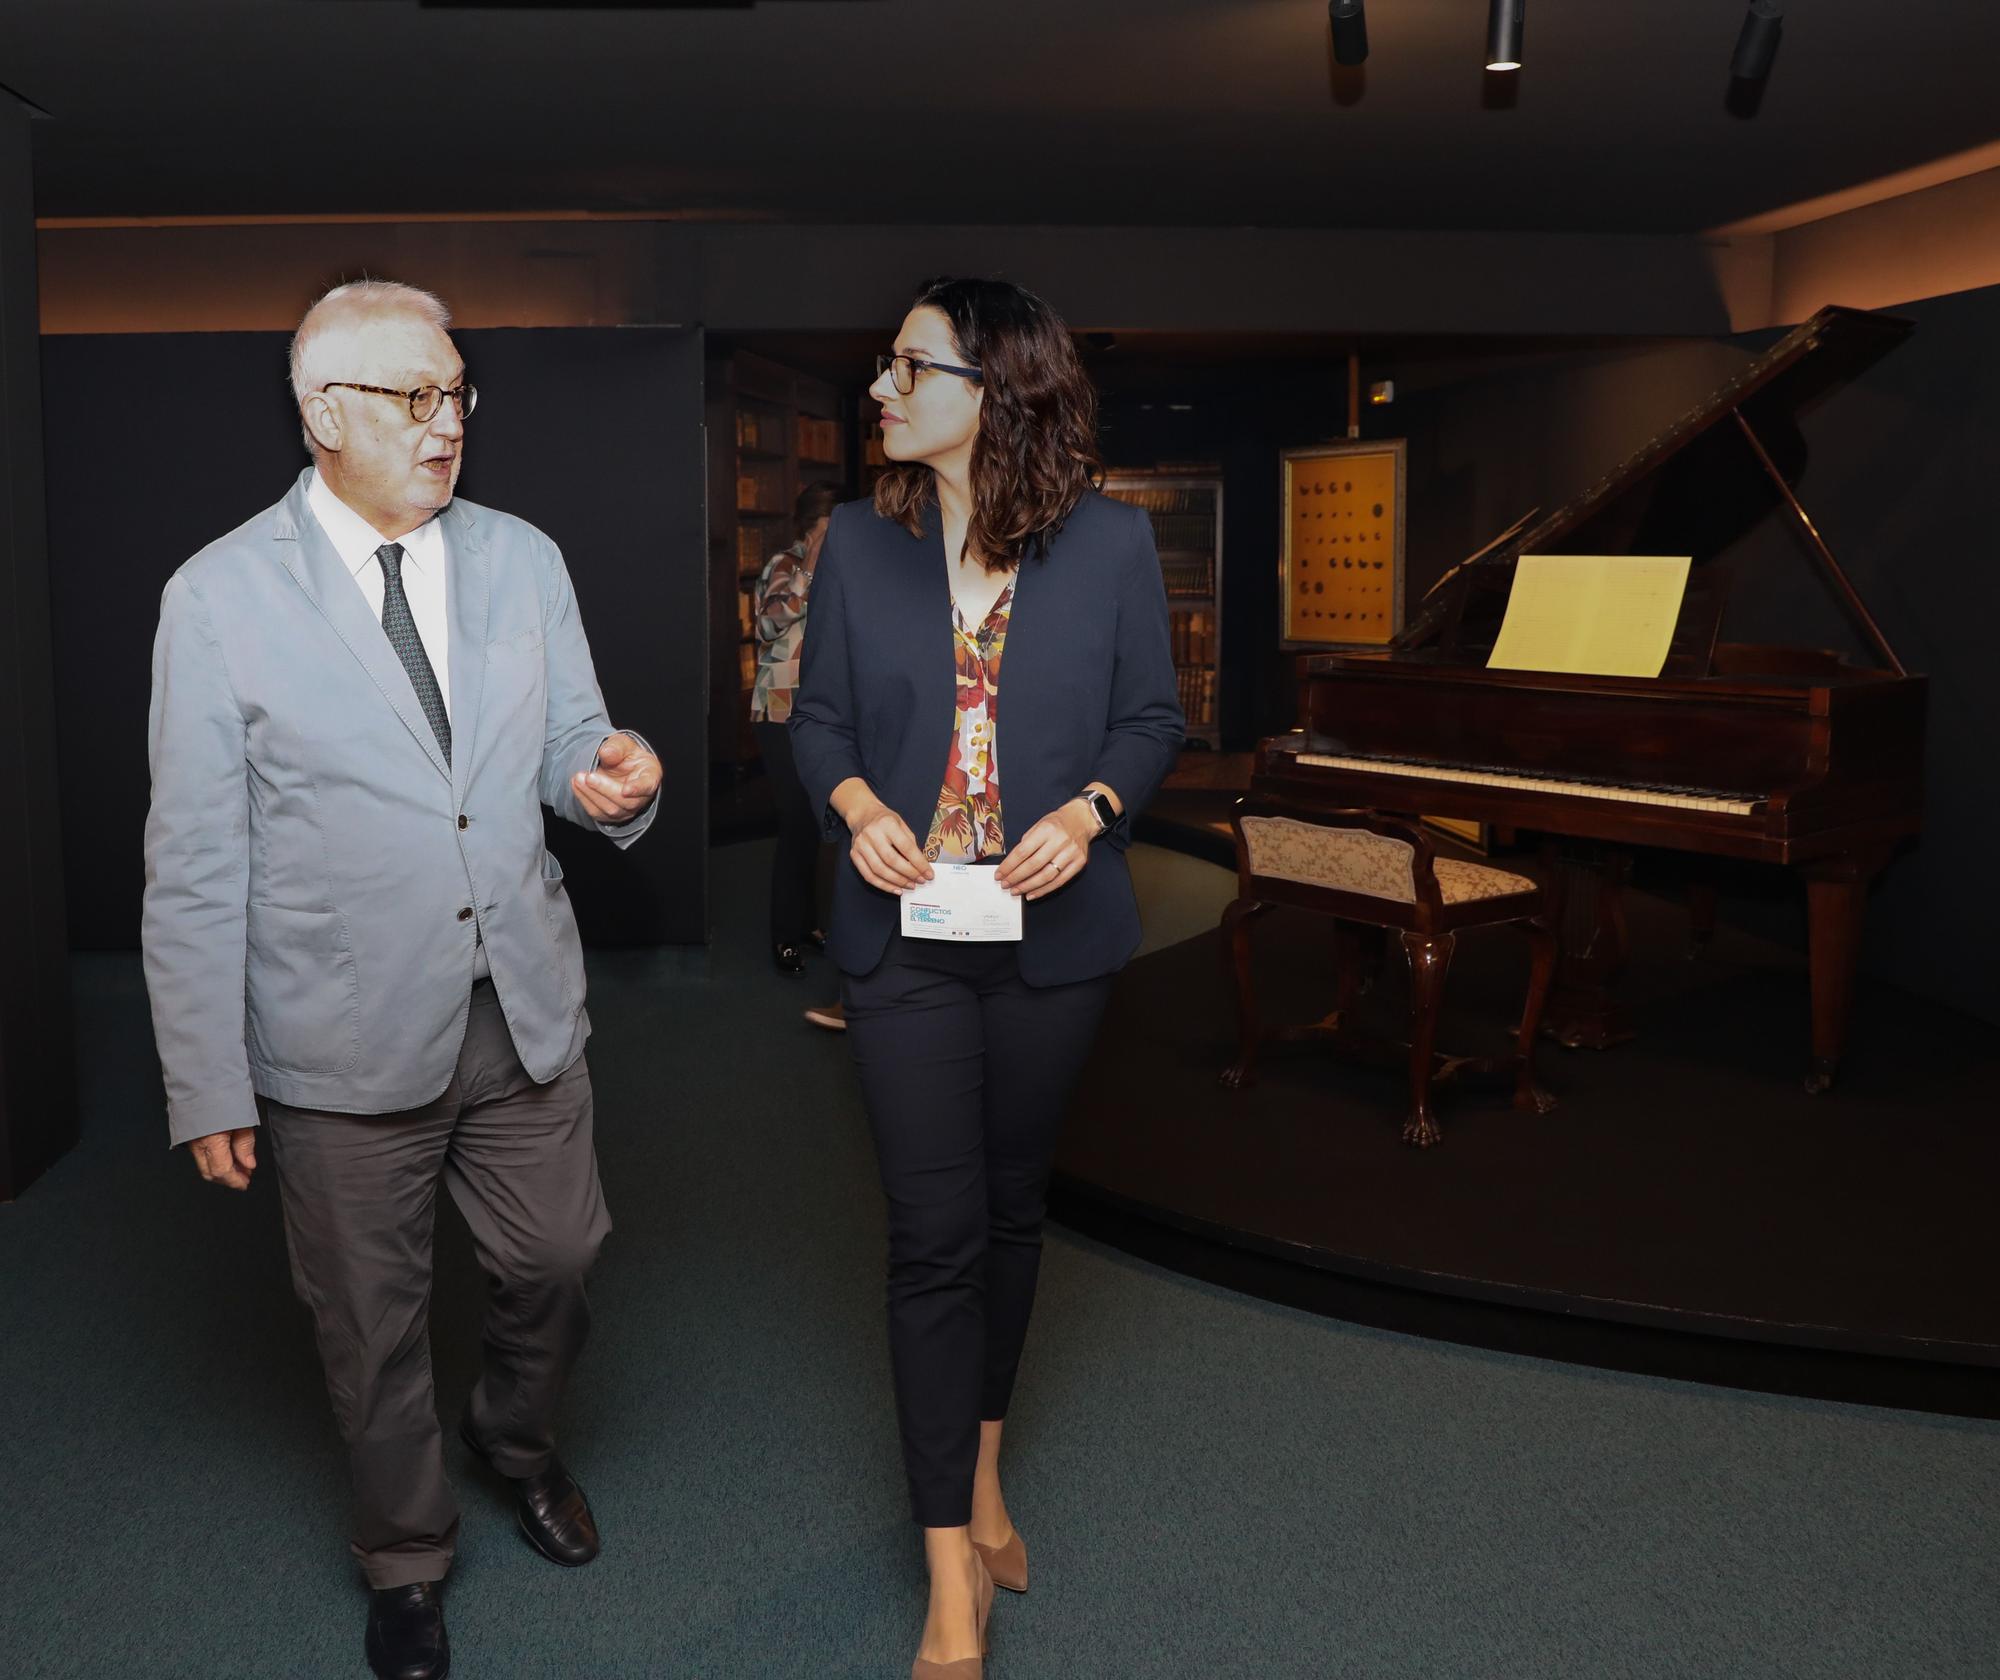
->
<box><xmin>900</xmin><ymin>863</ymin><xmax>1024</xmax><ymax>943</ymax></box>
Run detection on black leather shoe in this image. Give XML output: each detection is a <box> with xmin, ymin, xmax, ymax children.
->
<box><xmin>773</xmin><ymin>942</ymin><xmax>805</xmax><ymax>974</ymax></box>
<box><xmin>365</xmin><ymin>1581</ymin><xmax>449</xmax><ymax>1680</ymax></box>
<box><xmin>460</xmin><ymin>1415</ymin><xmax>602</xmax><ymax>1567</ymax></box>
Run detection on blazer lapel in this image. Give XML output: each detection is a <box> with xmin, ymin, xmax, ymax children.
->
<box><xmin>442</xmin><ymin>500</ymin><xmax>490</xmax><ymax>805</ymax></box>
<box><xmin>272</xmin><ymin>472</ymin><xmax>452</xmax><ymax>784</ymax></box>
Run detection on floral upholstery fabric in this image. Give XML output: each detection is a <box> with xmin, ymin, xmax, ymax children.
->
<box><xmin>1432</xmin><ymin>857</ymin><xmax>1538</xmax><ymax>904</ymax></box>
<box><xmin>926</xmin><ymin>582</ymin><xmax>1016</xmax><ymax>862</ymax></box>
<box><xmin>1238</xmin><ymin>815</ymin><xmax>1536</xmax><ymax>904</ymax></box>
<box><xmin>1241</xmin><ymin>816</ymin><xmax>1416</xmax><ymax>900</ymax></box>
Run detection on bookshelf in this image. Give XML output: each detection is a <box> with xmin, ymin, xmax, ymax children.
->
<box><xmin>705</xmin><ymin>352</ymin><xmax>849</xmax><ymax>769</ymax></box>
<box><xmin>1101</xmin><ymin>473</ymin><xmax>1223</xmax><ymax>746</ymax></box>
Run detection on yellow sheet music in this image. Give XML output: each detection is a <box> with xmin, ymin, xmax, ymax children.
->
<box><xmin>1486</xmin><ymin>554</ymin><xmax>1692</xmax><ymax>678</ymax></box>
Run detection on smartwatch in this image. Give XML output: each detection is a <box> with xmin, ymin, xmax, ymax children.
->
<box><xmin>1080</xmin><ymin>788</ymin><xmax>1118</xmax><ymax>837</ymax></box>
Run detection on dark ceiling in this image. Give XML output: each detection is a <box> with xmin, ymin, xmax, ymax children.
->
<box><xmin>7</xmin><ymin>0</ymin><xmax>1999</xmax><ymax>231</ymax></box>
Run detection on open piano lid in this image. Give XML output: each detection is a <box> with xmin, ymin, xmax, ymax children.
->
<box><xmin>1398</xmin><ymin>305</ymin><xmax>1913</xmax><ymax>667</ymax></box>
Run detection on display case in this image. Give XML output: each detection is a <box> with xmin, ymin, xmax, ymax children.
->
<box><xmin>1102</xmin><ymin>472</ymin><xmax>1223</xmax><ymax>745</ymax></box>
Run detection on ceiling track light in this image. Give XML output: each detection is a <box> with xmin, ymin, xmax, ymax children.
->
<box><xmin>1329</xmin><ymin>0</ymin><xmax>1369</xmax><ymax>67</ymax></box>
<box><xmin>1486</xmin><ymin>0</ymin><xmax>1525</xmax><ymax>71</ymax></box>
<box><xmin>1731</xmin><ymin>0</ymin><xmax>1785</xmax><ymax>81</ymax></box>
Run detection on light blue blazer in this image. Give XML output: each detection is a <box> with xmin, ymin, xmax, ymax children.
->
<box><xmin>142</xmin><ymin>469</ymin><xmax>654</xmax><ymax>1147</ymax></box>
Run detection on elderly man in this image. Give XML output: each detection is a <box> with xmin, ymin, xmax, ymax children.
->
<box><xmin>142</xmin><ymin>279</ymin><xmax>660</xmax><ymax>1680</ymax></box>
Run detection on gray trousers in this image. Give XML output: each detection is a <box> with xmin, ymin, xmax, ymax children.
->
<box><xmin>262</xmin><ymin>982</ymin><xmax>612</xmax><ymax>1588</ymax></box>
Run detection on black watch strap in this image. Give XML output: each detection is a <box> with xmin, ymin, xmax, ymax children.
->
<box><xmin>1081</xmin><ymin>789</ymin><xmax>1117</xmax><ymax>836</ymax></box>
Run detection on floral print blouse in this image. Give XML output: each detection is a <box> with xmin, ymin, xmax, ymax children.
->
<box><xmin>925</xmin><ymin>582</ymin><xmax>1017</xmax><ymax>862</ymax></box>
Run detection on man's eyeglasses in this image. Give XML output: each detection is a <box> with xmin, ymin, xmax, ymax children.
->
<box><xmin>875</xmin><ymin>353</ymin><xmax>982</xmax><ymax>396</ymax></box>
<box><xmin>321</xmin><ymin>381</ymin><xmax>478</xmax><ymax>423</ymax></box>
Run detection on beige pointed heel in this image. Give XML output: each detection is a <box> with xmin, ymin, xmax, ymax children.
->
<box><xmin>972</xmin><ymin>1529</ymin><xmax>1028</xmax><ymax>1594</ymax></box>
<box><xmin>911</xmin><ymin>1549</ymin><xmax>993</xmax><ymax>1679</ymax></box>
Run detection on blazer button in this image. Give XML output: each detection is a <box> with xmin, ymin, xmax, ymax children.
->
<box><xmin>457</xmin><ymin>907</ymin><xmax>474</xmax><ymax>922</ymax></box>
<box><xmin>458</xmin><ymin>814</ymin><xmax>470</xmax><ymax>830</ymax></box>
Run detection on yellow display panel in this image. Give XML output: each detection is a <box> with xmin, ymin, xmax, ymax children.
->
<box><xmin>1280</xmin><ymin>441</ymin><xmax>1406</xmax><ymax>650</ymax></box>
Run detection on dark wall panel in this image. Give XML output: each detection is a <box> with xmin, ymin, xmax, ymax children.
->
<box><xmin>0</xmin><ymin>98</ymin><xmax>77</xmax><ymax>1199</ymax></box>
<box><xmin>42</xmin><ymin>325</ymin><xmax>707</xmax><ymax>952</ymax></box>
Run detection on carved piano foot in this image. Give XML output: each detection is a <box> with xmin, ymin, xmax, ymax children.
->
<box><xmin>1401</xmin><ymin>1108</ymin><xmax>1443</xmax><ymax>1149</ymax></box>
<box><xmin>1220</xmin><ymin>1060</ymin><xmax>1258</xmax><ymax>1091</ymax></box>
<box><xmin>1512</xmin><ymin>1082</ymin><xmax>1558</xmax><ymax>1116</ymax></box>
<box><xmin>1803</xmin><ymin>1057</ymin><xmax>1837</xmax><ymax>1095</ymax></box>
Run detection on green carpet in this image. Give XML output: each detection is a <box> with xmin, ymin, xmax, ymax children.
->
<box><xmin>1</xmin><ymin>843</ymin><xmax>1994</xmax><ymax>1678</ymax></box>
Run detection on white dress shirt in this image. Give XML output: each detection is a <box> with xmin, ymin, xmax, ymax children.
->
<box><xmin>306</xmin><ymin>468</ymin><xmax>452</xmax><ymax>720</ymax></box>
<box><xmin>306</xmin><ymin>468</ymin><xmax>489</xmax><ymax>976</ymax></box>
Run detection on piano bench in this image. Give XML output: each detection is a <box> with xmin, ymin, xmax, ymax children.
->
<box><xmin>1220</xmin><ymin>796</ymin><xmax>1559</xmax><ymax>1147</ymax></box>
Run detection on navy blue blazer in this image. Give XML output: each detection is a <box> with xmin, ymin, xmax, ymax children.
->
<box><xmin>790</xmin><ymin>490</ymin><xmax>1186</xmax><ymax>985</ymax></box>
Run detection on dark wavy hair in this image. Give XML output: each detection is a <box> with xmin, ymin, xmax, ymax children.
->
<box><xmin>793</xmin><ymin>479</ymin><xmax>842</xmax><ymax>543</ymax></box>
<box><xmin>873</xmin><ymin>276</ymin><xmax>1101</xmax><ymax>573</ymax></box>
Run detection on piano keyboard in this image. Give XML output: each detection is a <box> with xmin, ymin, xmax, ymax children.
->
<box><xmin>1293</xmin><ymin>753</ymin><xmax>1761</xmax><ymax>816</ymax></box>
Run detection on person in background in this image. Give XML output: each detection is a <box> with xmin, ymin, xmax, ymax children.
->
<box><xmin>141</xmin><ymin>280</ymin><xmax>661</xmax><ymax>1680</ymax></box>
<box><xmin>790</xmin><ymin>276</ymin><xmax>1183</xmax><ymax>1678</ymax></box>
<box><xmin>751</xmin><ymin>480</ymin><xmax>841</xmax><ymax>994</ymax></box>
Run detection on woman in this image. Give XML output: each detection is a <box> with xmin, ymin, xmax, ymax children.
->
<box><xmin>790</xmin><ymin>277</ymin><xmax>1183</xmax><ymax>1677</ymax></box>
<box><xmin>750</xmin><ymin>480</ymin><xmax>842</xmax><ymax>977</ymax></box>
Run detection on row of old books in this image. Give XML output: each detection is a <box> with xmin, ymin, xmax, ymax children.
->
<box><xmin>1160</xmin><ymin>553</ymin><xmax>1215</xmax><ymax>596</ymax></box>
<box><xmin>1116</xmin><ymin>484</ymin><xmax>1216</xmax><ymax>517</ymax></box>
<box><xmin>1171</xmin><ymin>607</ymin><xmax>1216</xmax><ymax>668</ymax></box>
<box><xmin>736</xmin><ymin>525</ymin><xmax>768</xmax><ymax>576</ymax></box>
<box><xmin>796</xmin><ymin>415</ymin><xmax>841</xmax><ymax>464</ymax></box>
<box><xmin>1177</xmin><ymin>666</ymin><xmax>1217</xmax><ymax>728</ymax></box>
<box><xmin>736</xmin><ymin>475</ymin><xmax>785</xmax><ymax>515</ymax></box>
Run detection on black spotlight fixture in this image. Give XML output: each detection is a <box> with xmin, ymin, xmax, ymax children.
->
<box><xmin>1485</xmin><ymin>0</ymin><xmax>1525</xmax><ymax>71</ymax></box>
<box><xmin>1731</xmin><ymin>0</ymin><xmax>1785</xmax><ymax>81</ymax></box>
<box><xmin>1329</xmin><ymin>0</ymin><xmax>1369</xmax><ymax>66</ymax></box>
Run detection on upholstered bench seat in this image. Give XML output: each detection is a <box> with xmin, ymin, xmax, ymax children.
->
<box><xmin>1237</xmin><ymin>814</ymin><xmax>1538</xmax><ymax>905</ymax></box>
<box><xmin>1222</xmin><ymin>800</ymin><xmax>1557</xmax><ymax>1147</ymax></box>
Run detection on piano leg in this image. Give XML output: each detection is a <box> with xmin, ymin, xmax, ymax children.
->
<box><xmin>1800</xmin><ymin>855</ymin><xmax>1881</xmax><ymax>1094</ymax></box>
<box><xmin>1219</xmin><ymin>897</ymin><xmax>1271</xmax><ymax>1089</ymax></box>
<box><xmin>1513</xmin><ymin>918</ymin><xmax>1561</xmax><ymax>1116</ymax></box>
<box><xmin>1401</xmin><ymin>930</ymin><xmax>1455</xmax><ymax>1148</ymax></box>
<box><xmin>1540</xmin><ymin>843</ymin><xmax>1637</xmax><ymax>1051</ymax></box>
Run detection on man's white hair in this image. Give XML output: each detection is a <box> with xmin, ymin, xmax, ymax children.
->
<box><xmin>289</xmin><ymin>279</ymin><xmax>453</xmax><ymax>407</ymax></box>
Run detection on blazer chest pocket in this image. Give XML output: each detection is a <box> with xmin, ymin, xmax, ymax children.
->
<box><xmin>481</xmin><ymin>628</ymin><xmax>548</xmax><ymax>736</ymax></box>
<box><xmin>244</xmin><ymin>905</ymin><xmax>362</xmax><ymax>1075</ymax></box>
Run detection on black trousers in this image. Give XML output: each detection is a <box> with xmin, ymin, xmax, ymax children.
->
<box><xmin>262</xmin><ymin>983</ymin><xmax>612</xmax><ymax>1587</ymax></box>
<box><xmin>842</xmin><ymin>932</ymin><xmax>1112</xmax><ymax>1527</ymax></box>
<box><xmin>755</xmin><ymin>719</ymin><xmax>820</xmax><ymax>949</ymax></box>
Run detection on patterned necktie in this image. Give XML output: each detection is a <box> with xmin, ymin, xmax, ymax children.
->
<box><xmin>375</xmin><ymin>542</ymin><xmax>452</xmax><ymax>765</ymax></box>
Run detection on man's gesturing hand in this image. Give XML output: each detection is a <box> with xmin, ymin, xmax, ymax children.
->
<box><xmin>573</xmin><ymin>732</ymin><xmax>663</xmax><ymax>824</ymax></box>
<box><xmin>188</xmin><ymin>1127</ymin><xmax>259</xmax><ymax>1191</ymax></box>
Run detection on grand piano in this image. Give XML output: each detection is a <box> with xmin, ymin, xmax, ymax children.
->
<box><xmin>1254</xmin><ymin>305</ymin><xmax>1926</xmax><ymax>1091</ymax></box>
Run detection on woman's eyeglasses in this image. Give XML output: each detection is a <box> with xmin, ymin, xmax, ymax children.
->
<box><xmin>875</xmin><ymin>354</ymin><xmax>982</xmax><ymax>396</ymax></box>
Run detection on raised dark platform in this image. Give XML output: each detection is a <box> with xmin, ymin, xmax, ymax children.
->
<box><xmin>1055</xmin><ymin>886</ymin><xmax>2000</xmax><ymax>1412</ymax></box>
